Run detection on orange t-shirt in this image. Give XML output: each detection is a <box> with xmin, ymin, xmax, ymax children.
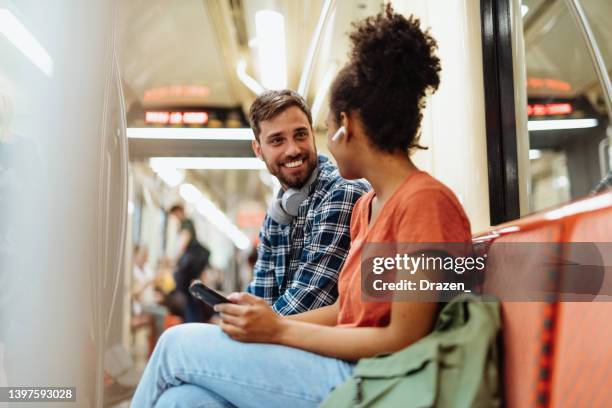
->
<box><xmin>337</xmin><ymin>171</ymin><xmax>472</xmax><ymax>327</ymax></box>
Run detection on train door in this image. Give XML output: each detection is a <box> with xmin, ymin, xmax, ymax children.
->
<box><xmin>482</xmin><ymin>0</ymin><xmax>612</xmax><ymax>223</ymax></box>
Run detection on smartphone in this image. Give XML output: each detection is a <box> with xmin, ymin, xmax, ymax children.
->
<box><xmin>189</xmin><ymin>280</ymin><xmax>230</xmax><ymax>309</ymax></box>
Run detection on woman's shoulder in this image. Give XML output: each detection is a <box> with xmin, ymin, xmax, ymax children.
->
<box><xmin>392</xmin><ymin>172</ymin><xmax>471</xmax><ymax>241</ymax></box>
<box><xmin>397</xmin><ymin>171</ymin><xmax>463</xmax><ymax>210</ymax></box>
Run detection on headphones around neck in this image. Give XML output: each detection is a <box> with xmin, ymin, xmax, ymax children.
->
<box><xmin>268</xmin><ymin>165</ymin><xmax>319</xmax><ymax>225</ymax></box>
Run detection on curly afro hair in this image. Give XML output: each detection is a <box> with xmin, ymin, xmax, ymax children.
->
<box><xmin>330</xmin><ymin>4</ymin><xmax>441</xmax><ymax>153</ymax></box>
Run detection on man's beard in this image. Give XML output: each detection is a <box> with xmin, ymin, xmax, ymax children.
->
<box><xmin>266</xmin><ymin>152</ymin><xmax>318</xmax><ymax>189</ymax></box>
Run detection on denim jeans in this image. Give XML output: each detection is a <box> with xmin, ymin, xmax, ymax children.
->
<box><xmin>130</xmin><ymin>323</ymin><xmax>355</xmax><ymax>408</ymax></box>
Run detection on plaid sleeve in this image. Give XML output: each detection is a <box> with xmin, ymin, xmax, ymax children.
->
<box><xmin>246</xmin><ymin>219</ymin><xmax>279</xmax><ymax>303</ymax></box>
<box><xmin>272</xmin><ymin>182</ymin><xmax>365</xmax><ymax>315</ymax></box>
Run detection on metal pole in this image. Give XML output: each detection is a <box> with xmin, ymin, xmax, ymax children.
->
<box><xmin>564</xmin><ymin>0</ymin><xmax>612</xmax><ymax>125</ymax></box>
<box><xmin>297</xmin><ymin>0</ymin><xmax>337</xmax><ymax>97</ymax></box>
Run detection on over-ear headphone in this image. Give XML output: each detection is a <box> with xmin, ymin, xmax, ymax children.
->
<box><xmin>331</xmin><ymin>126</ymin><xmax>346</xmax><ymax>142</ymax></box>
<box><xmin>268</xmin><ymin>165</ymin><xmax>319</xmax><ymax>225</ymax></box>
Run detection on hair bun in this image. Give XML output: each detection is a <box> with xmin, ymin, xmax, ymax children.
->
<box><xmin>329</xmin><ymin>4</ymin><xmax>442</xmax><ymax>153</ymax></box>
<box><xmin>348</xmin><ymin>4</ymin><xmax>441</xmax><ymax>97</ymax></box>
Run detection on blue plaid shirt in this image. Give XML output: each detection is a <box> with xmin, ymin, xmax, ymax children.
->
<box><xmin>247</xmin><ymin>155</ymin><xmax>369</xmax><ymax>315</ymax></box>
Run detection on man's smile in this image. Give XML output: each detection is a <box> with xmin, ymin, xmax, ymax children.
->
<box><xmin>283</xmin><ymin>159</ymin><xmax>304</xmax><ymax>169</ymax></box>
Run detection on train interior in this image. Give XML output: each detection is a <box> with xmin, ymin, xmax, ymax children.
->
<box><xmin>0</xmin><ymin>0</ymin><xmax>611</xmax><ymax>406</ymax></box>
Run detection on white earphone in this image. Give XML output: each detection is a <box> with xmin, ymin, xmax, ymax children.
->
<box><xmin>331</xmin><ymin>126</ymin><xmax>346</xmax><ymax>142</ymax></box>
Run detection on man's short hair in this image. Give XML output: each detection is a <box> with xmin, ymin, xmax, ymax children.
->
<box><xmin>248</xmin><ymin>90</ymin><xmax>313</xmax><ymax>141</ymax></box>
<box><xmin>169</xmin><ymin>203</ymin><xmax>184</xmax><ymax>214</ymax></box>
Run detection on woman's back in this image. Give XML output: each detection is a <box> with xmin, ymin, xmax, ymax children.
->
<box><xmin>337</xmin><ymin>171</ymin><xmax>471</xmax><ymax>328</ymax></box>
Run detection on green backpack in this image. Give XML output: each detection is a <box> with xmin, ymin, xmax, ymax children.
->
<box><xmin>320</xmin><ymin>295</ymin><xmax>501</xmax><ymax>408</ymax></box>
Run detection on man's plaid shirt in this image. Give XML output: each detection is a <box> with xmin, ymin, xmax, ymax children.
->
<box><xmin>247</xmin><ymin>155</ymin><xmax>369</xmax><ymax>315</ymax></box>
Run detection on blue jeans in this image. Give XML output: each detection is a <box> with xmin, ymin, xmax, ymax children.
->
<box><xmin>130</xmin><ymin>324</ymin><xmax>355</xmax><ymax>408</ymax></box>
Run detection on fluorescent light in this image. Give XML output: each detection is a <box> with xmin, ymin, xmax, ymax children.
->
<box><xmin>255</xmin><ymin>10</ymin><xmax>287</xmax><ymax>90</ymax></box>
<box><xmin>151</xmin><ymin>166</ymin><xmax>184</xmax><ymax>187</ymax></box>
<box><xmin>311</xmin><ymin>62</ymin><xmax>338</xmax><ymax>124</ymax></box>
<box><xmin>529</xmin><ymin>149</ymin><xmax>542</xmax><ymax>160</ymax></box>
<box><xmin>150</xmin><ymin>157</ymin><xmax>266</xmax><ymax>170</ymax></box>
<box><xmin>0</xmin><ymin>9</ymin><xmax>53</xmax><ymax>77</ymax></box>
<box><xmin>196</xmin><ymin>199</ymin><xmax>250</xmax><ymax>250</ymax></box>
<box><xmin>553</xmin><ymin>176</ymin><xmax>569</xmax><ymax>189</ymax></box>
<box><xmin>127</xmin><ymin>127</ymin><xmax>254</xmax><ymax>140</ymax></box>
<box><xmin>236</xmin><ymin>60</ymin><xmax>265</xmax><ymax>96</ymax></box>
<box><xmin>179</xmin><ymin>184</ymin><xmax>203</xmax><ymax>204</ymax></box>
<box><xmin>521</xmin><ymin>5</ymin><xmax>529</xmax><ymax>17</ymax></box>
<box><xmin>528</xmin><ymin>118</ymin><xmax>598</xmax><ymax>131</ymax></box>
<box><xmin>178</xmin><ymin>183</ymin><xmax>251</xmax><ymax>250</ymax></box>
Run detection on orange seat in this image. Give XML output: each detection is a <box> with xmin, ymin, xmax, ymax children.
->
<box><xmin>481</xmin><ymin>226</ymin><xmax>562</xmax><ymax>408</ymax></box>
<box><xmin>473</xmin><ymin>192</ymin><xmax>612</xmax><ymax>407</ymax></box>
<box><xmin>548</xmin><ymin>205</ymin><xmax>612</xmax><ymax>407</ymax></box>
<box><xmin>163</xmin><ymin>314</ymin><xmax>183</xmax><ymax>329</ymax></box>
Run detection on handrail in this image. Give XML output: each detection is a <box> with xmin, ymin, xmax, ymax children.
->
<box><xmin>565</xmin><ymin>0</ymin><xmax>612</xmax><ymax>127</ymax></box>
<box><xmin>297</xmin><ymin>0</ymin><xmax>336</xmax><ymax>97</ymax></box>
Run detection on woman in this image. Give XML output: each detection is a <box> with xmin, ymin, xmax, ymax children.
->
<box><xmin>131</xmin><ymin>6</ymin><xmax>471</xmax><ymax>407</ymax></box>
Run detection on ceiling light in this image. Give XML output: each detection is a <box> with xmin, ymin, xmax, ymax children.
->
<box><xmin>527</xmin><ymin>118</ymin><xmax>598</xmax><ymax>131</ymax></box>
<box><xmin>521</xmin><ymin>5</ymin><xmax>529</xmax><ymax>17</ymax></box>
<box><xmin>529</xmin><ymin>149</ymin><xmax>542</xmax><ymax>160</ymax></box>
<box><xmin>177</xmin><ymin>183</ymin><xmax>251</xmax><ymax>250</ymax></box>
<box><xmin>255</xmin><ymin>10</ymin><xmax>287</xmax><ymax>90</ymax></box>
<box><xmin>179</xmin><ymin>184</ymin><xmax>203</xmax><ymax>204</ymax></box>
<box><xmin>196</xmin><ymin>199</ymin><xmax>250</xmax><ymax>250</ymax></box>
<box><xmin>236</xmin><ymin>60</ymin><xmax>265</xmax><ymax>95</ymax></box>
<box><xmin>0</xmin><ymin>8</ymin><xmax>53</xmax><ymax>76</ymax></box>
<box><xmin>150</xmin><ymin>165</ymin><xmax>184</xmax><ymax>187</ymax></box>
<box><xmin>127</xmin><ymin>127</ymin><xmax>254</xmax><ymax>140</ymax></box>
<box><xmin>149</xmin><ymin>157</ymin><xmax>266</xmax><ymax>170</ymax></box>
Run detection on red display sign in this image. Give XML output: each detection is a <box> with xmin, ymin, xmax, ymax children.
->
<box><xmin>527</xmin><ymin>77</ymin><xmax>572</xmax><ymax>92</ymax></box>
<box><xmin>145</xmin><ymin>111</ymin><xmax>209</xmax><ymax>125</ymax></box>
<box><xmin>144</xmin><ymin>86</ymin><xmax>210</xmax><ymax>102</ymax></box>
<box><xmin>527</xmin><ymin>103</ymin><xmax>573</xmax><ymax>117</ymax></box>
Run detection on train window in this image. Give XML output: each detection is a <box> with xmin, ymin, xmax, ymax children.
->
<box><xmin>521</xmin><ymin>0</ymin><xmax>612</xmax><ymax>212</ymax></box>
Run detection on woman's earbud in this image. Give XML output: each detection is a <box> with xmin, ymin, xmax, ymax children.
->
<box><xmin>331</xmin><ymin>126</ymin><xmax>346</xmax><ymax>142</ymax></box>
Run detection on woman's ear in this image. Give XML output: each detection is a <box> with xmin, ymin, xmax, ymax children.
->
<box><xmin>339</xmin><ymin>112</ymin><xmax>353</xmax><ymax>142</ymax></box>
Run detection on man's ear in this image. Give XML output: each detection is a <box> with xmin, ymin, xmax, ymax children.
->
<box><xmin>252</xmin><ymin>139</ymin><xmax>263</xmax><ymax>160</ymax></box>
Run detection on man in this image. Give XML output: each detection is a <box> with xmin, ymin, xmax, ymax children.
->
<box><xmin>247</xmin><ymin>89</ymin><xmax>368</xmax><ymax>315</ymax></box>
<box><xmin>168</xmin><ymin>204</ymin><xmax>211</xmax><ymax>322</ymax></box>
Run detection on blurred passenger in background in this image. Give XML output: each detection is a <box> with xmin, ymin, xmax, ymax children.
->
<box><xmin>131</xmin><ymin>245</ymin><xmax>168</xmax><ymax>340</ymax></box>
<box><xmin>246</xmin><ymin>90</ymin><xmax>369</xmax><ymax>315</ymax></box>
<box><xmin>168</xmin><ymin>204</ymin><xmax>211</xmax><ymax>323</ymax></box>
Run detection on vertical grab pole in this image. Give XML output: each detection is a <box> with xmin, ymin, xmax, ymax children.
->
<box><xmin>565</xmin><ymin>0</ymin><xmax>612</xmax><ymax>173</ymax></box>
<box><xmin>104</xmin><ymin>46</ymin><xmax>129</xmax><ymax>342</ymax></box>
<box><xmin>297</xmin><ymin>0</ymin><xmax>337</xmax><ymax>97</ymax></box>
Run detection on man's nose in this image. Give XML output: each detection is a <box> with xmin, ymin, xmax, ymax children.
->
<box><xmin>284</xmin><ymin>139</ymin><xmax>301</xmax><ymax>157</ymax></box>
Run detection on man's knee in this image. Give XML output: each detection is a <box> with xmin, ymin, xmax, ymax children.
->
<box><xmin>157</xmin><ymin>323</ymin><xmax>223</xmax><ymax>351</ymax></box>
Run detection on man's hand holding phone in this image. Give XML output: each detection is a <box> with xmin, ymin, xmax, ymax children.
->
<box><xmin>214</xmin><ymin>293</ymin><xmax>285</xmax><ymax>344</ymax></box>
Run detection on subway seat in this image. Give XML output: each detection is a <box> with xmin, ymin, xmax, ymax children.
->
<box><xmin>472</xmin><ymin>191</ymin><xmax>612</xmax><ymax>408</ymax></box>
